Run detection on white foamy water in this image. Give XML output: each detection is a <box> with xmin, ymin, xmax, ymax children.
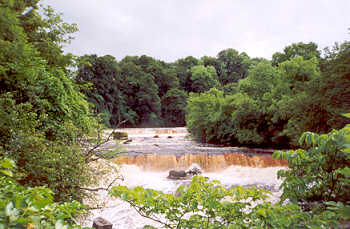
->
<box><xmin>82</xmin><ymin>163</ymin><xmax>286</xmax><ymax>229</ymax></box>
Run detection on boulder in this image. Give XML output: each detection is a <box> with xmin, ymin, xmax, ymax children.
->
<box><xmin>186</xmin><ymin>164</ymin><xmax>203</xmax><ymax>176</ymax></box>
<box><xmin>186</xmin><ymin>167</ymin><xmax>202</xmax><ymax>176</ymax></box>
<box><xmin>92</xmin><ymin>217</ymin><xmax>112</xmax><ymax>229</ymax></box>
<box><xmin>167</xmin><ymin>170</ymin><xmax>188</xmax><ymax>179</ymax></box>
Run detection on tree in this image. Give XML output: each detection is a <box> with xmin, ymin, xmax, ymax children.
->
<box><xmin>186</xmin><ymin>50</ymin><xmax>349</xmax><ymax>148</ymax></box>
<box><xmin>320</xmin><ymin>41</ymin><xmax>350</xmax><ymax>122</ymax></box>
<box><xmin>174</xmin><ymin>56</ymin><xmax>199</xmax><ymax>92</ymax></box>
<box><xmin>189</xmin><ymin>65</ymin><xmax>219</xmax><ymax>93</ymax></box>
<box><xmin>137</xmin><ymin>55</ymin><xmax>180</xmax><ymax>98</ymax></box>
<box><xmin>118</xmin><ymin>58</ymin><xmax>161</xmax><ymax>126</ymax></box>
<box><xmin>216</xmin><ymin>49</ymin><xmax>251</xmax><ymax>84</ymax></box>
<box><xmin>161</xmin><ymin>88</ymin><xmax>187</xmax><ymax>127</ymax></box>
<box><xmin>0</xmin><ymin>0</ymin><xmax>99</xmax><ymax>202</ymax></box>
<box><xmin>76</xmin><ymin>54</ymin><xmax>128</xmax><ymax>127</ymax></box>
<box><xmin>272</xmin><ymin>42</ymin><xmax>320</xmax><ymax>66</ymax></box>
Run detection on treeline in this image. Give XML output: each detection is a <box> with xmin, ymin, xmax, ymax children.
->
<box><xmin>186</xmin><ymin>42</ymin><xmax>350</xmax><ymax>148</ymax></box>
<box><xmin>77</xmin><ymin>42</ymin><xmax>350</xmax><ymax>148</ymax></box>
<box><xmin>75</xmin><ymin>49</ymin><xmax>252</xmax><ymax>127</ymax></box>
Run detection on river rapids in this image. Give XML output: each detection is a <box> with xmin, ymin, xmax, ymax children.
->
<box><xmin>81</xmin><ymin>127</ymin><xmax>287</xmax><ymax>228</ymax></box>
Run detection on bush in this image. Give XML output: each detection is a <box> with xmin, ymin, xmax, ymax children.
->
<box><xmin>0</xmin><ymin>158</ymin><xmax>89</xmax><ymax>229</ymax></box>
<box><xmin>273</xmin><ymin>124</ymin><xmax>350</xmax><ymax>223</ymax></box>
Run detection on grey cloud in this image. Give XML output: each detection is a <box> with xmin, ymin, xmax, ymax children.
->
<box><xmin>43</xmin><ymin>0</ymin><xmax>350</xmax><ymax>62</ymax></box>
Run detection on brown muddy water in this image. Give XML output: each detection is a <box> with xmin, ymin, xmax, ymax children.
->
<box><xmin>83</xmin><ymin>127</ymin><xmax>288</xmax><ymax>229</ymax></box>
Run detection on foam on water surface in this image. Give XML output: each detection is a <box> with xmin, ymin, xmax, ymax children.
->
<box><xmin>83</xmin><ymin>163</ymin><xmax>285</xmax><ymax>228</ymax></box>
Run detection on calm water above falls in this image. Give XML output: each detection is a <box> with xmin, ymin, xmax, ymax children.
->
<box><xmin>84</xmin><ymin>128</ymin><xmax>288</xmax><ymax>228</ymax></box>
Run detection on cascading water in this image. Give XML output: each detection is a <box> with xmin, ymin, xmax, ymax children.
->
<box><xmin>82</xmin><ymin>128</ymin><xmax>288</xmax><ymax>228</ymax></box>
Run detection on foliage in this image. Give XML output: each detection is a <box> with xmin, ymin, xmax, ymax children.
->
<box><xmin>216</xmin><ymin>49</ymin><xmax>251</xmax><ymax>85</ymax></box>
<box><xmin>0</xmin><ymin>158</ymin><xmax>89</xmax><ymax>229</ymax></box>
<box><xmin>186</xmin><ymin>89</ymin><xmax>231</xmax><ymax>143</ymax></box>
<box><xmin>272</xmin><ymin>42</ymin><xmax>320</xmax><ymax>66</ymax></box>
<box><xmin>189</xmin><ymin>65</ymin><xmax>219</xmax><ymax>93</ymax></box>
<box><xmin>186</xmin><ymin>42</ymin><xmax>350</xmax><ymax>148</ymax></box>
<box><xmin>161</xmin><ymin>88</ymin><xmax>188</xmax><ymax>127</ymax></box>
<box><xmin>137</xmin><ymin>55</ymin><xmax>180</xmax><ymax>98</ymax></box>
<box><xmin>110</xmin><ymin>176</ymin><xmax>338</xmax><ymax>229</ymax></box>
<box><xmin>76</xmin><ymin>54</ymin><xmax>184</xmax><ymax>127</ymax></box>
<box><xmin>174</xmin><ymin>56</ymin><xmax>200</xmax><ymax>92</ymax></box>
<box><xmin>75</xmin><ymin>54</ymin><xmax>129</xmax><ymax>127</ymax></box>
<box><xmin>273</xmin><ymin>128</ymin><xmax>350</xmax><ymax>218</ymax></box>
<box><xmin>0</xmin><ymin>0</ymin><xmax>100</xmax><ymax>202</ymax></box>
<box><xmin>186</xmin><ymin>88</ymin><xmax>267</xmax><ymax>146</ymax></box>
<box><xmin>118</xmin><ymin>58</ymin><xmax>161</xmax><ymax>126</ymax></box>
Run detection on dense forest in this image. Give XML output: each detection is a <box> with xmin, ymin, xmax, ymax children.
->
<box><xmin>0</xmin><ymin>0</ymin><xmax>349</xmax><ymax>228</ymax></box>
<box><xmin>76</xmin><ymin>42</ymin><xmax>350</xmax><ymax>148</ymax></box>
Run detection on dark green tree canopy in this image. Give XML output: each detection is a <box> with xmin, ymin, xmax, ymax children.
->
<box><xmin>216</xmin><ymin>48</ymin><xmax>251</xmax><ymax>85</ymax></box>
<box><xmin>272</xmin><ymin>42</ymin><xmax>320</xmax><ymax>66</ymax></box>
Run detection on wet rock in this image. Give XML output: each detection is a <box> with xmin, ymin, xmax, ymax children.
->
<box><xmin>92</xmin><ymin>217</ymin><xmax>112</xmax><ymax>229</ymax></box>
<box><xmin>167</xmin><ymin>170</ymin><xmax>193</xmax><ymax>180</ymax></box>
<box><xmin>186</xmin><ymin>166</ymin><xmax>202</xmax><ymax>176</ymax></box>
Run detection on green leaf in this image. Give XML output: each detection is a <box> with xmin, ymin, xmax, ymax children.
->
<box><xmin>0</xmin><ymin>159</ymin><xmax>15</xmax><ymax>169</ymax></box>
<box><xmin>257</xmin><ymin>208</ymin><xmax>267</xmax><ymax>218</ymax></box>
<box><xmin>0</xmin><ymin>169</ymin><xmax>13</xmax><ymax>177</ymax></box>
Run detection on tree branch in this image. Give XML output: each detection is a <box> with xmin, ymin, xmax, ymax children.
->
<box><xmin>127</xmin><ymin>201</ymin><xmax>174</xmax><ymax>228</ymax></box>
<box><xmin>85</xmin><ymin>120</ymin><xmax>127</xmax><ymax>163</ymax></box>
<box><xmin>79</xmin><ymin>174</ymin><xmax>124</xmax><ymax>192</ymax></box>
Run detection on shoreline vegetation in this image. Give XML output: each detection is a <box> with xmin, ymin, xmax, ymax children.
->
<box><xmin>0</xmin><ymin>1</ymin><xmax>349</xmax><ymax>228</ymax></box>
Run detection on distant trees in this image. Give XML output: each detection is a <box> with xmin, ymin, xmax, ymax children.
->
<box><xmin>75</xmin><ymin>40</ymin><xmax>349</xmax><ymax>148</ymax></box>
<box><xmin>75</xmin><ymin>48</ymin><xmax>256</xmax><ymax>128</ymax></box>
<box><xmin>186</xmin><ymin>42</ymin><xmax>350</xmax><ymax>148</ymax></box>
<box><xmin>161</xmin><ymin>88</ymin><xmax>188</xmax><ymax>127</ymax></box>
<box><xmin>217</xmin><ymin>49</ymin><xmax>251</xmax><ymax>84</ymax></box>
<box><xmin>189</xmin><ymin>65</ymin><xmax>219</xmax><ymax>93</ymax></box>
<box><xmin>272</xmin><ymin>42</ymin><xmax>320</xmax><ymax>66</ymax></box>
<box><xmin>76</xmin><ymin>55</ymin><xmax>183</xmax><ymax>127</ymax></box>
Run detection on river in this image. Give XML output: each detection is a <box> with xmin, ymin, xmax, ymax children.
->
<box><xmin>82</xmin><ymin>127</ymin><xmax>287</xmax><ymax>228</ymax></box>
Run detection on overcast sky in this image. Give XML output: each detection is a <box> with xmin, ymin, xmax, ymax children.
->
<box><xmin>42</xmin><ymin>0</ymin><xmax>349</xmax><ymax>62</ymax></box>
